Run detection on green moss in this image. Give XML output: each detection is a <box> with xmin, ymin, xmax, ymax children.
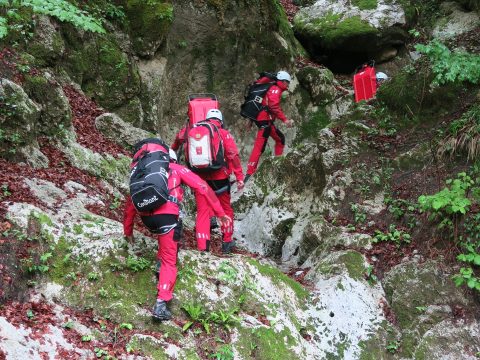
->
<box><xmin>297</xmin><ymin>107</ymin><xmax>330</xmax><ymax>141</ymax></box>
<box><xmin>123</xmin><ymin>0</ymin><xmax>173</xmax><ymax>55</ymax></box>
<box><xmin>127</xmin><ymin>336</ymin><xmax>170</xmax><ymax>359</ymax></box>
<box><xmin>294</xmin><ymin>13</ymin><xmax>378</xmax><ymax>49</ymax></box>
<box><xmin>247</xmin><ymin>258</ymin><xmax>309</xmax><ymax>302</ymax></box>
<box><xmin>352</xmin><ymin>0</ymin><xmax>378</xmax><ymax>10</ymax></box>
<box><xmin>339</xmin><ymin>251</ymin><xmax>366</xmax><ymax>281</ymax></box>
<box><xmin>236</xmin><ymin>326</ymin><xmax>298</xmax><ymax>359</ymax></box>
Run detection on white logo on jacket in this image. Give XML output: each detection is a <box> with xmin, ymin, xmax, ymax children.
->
<box><xmin>137</xmin><ymin>195</ymin><xmax>158</xmax><ymax>208</ymax></box>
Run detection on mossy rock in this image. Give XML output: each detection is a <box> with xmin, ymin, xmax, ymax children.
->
<box><xmin>23</xmin><ymin>73</ymin><xmax>72</xmax><ymax>136</ymax></box>
<box><xmin>383</xmin><ymin>259</ymin><xmax>473</xmax><ymax>331</ymax></box>
<box><xmin>61</xmin><ymin>30</ymin><xmax>141</xmax><ymax>109</ymax></box>
<box><xmin>122</xmin><ymin>0</ymin><xmax>173</xmax><ymax>57</ymax></box>
<box><xmin>351</xmin><ymin>0</ymin><xmax>378</xmax><ymax>10</ymax></box>
<box><xmin>454</xmin><ymin>0</ymin><xmax>480</xmax><ymax>11</ymax></box>
<box><xmin>294</xmin><ymin>13</ymin><xmax>379</xmax><ymax>51</ymax></box>
<box><xmin>0</xmin><ymin>78</ymin><xmax>40</xmax><ymax>157</ymax></box>
<box><xmin>27</xmin><ymin>15</ymin><xmax>65</xmax><ymax>67</ymax></box>
<box><xmin>255</xmin><ymin>143</ymin><xmax>326</xmax><ymax>197</ymax></box>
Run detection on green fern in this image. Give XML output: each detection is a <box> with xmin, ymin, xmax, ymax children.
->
<box><xmin>0</xmin><ymin>0</ymin><xmax>105</xmax><ymax>39</ymax></box>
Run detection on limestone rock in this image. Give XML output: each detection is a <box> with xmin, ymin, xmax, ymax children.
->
<box><xmin>23</xmin><ymin>72</ymin><xmax>72</xmax><ymax>135</ymax></box>
<box><xmin>123</xmin><ymin>0</ymin><xmax>173</xmax><ymax>58</ymax></box>
<box><xmin>95</xmin><ymin>112</ymin><xmax>153</xmax><ymax>149</ymax></box>
<box><xmin>297</xmin><ymin>66</ymin><xmax>339</xmax><ymax>105</ymax></box>
<box><xmin>383</xmin><ymin>258</ymin><xmax>474</xmax><ymax>330</ymax></box>
<box><xmin>28</xmin><ymin>15</ymin><xmax>65</xmax><ymax>66</ymax></box>
<box><xmin>0</xmin><ymin>78</ymin><xmax>41</xmax><ymax>156</ymax></box>
<box><xmin>414</xmin><ymin>319</ymin><xmax>480</xmax><ymax>360</ymax></box>
<box><xmin>293</xmin><ymin>0</ymin><xmax>407</xmax><ymax>71</ymax></box>
<box><xmin>432</xmin><ymin>1</ymin><xmax>480</xmax><ymax>40</ymax></box>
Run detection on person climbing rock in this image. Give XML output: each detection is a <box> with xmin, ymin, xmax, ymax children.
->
<box><xmin>171</xmin><ymin>109</ymin><xmax>245</xmax><ymax>254</ymax></box>
<box><xmin>123</xmin><ymin>143</ymin><xmax>231</xmax><ymax>321</ymax></box>
<box><xmin>245</xmin><ymin>70</ymin><xmax>294</xmax><ymax>182</ymax></box>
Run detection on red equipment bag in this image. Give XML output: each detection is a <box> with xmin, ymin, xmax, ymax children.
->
<box><xmin>185</xmin><ymin>121</ymin><xmax>225</xmax><ymax>173</ymax></box>
<box><xmin>353</xmin><ymin>62</ymin><xmax>377</xmax><ymax>103</ymax></box>
<box><xmin>187</xmin><ymin>93</ymin><xmax>219</xmax><ymax>125</ymax></box>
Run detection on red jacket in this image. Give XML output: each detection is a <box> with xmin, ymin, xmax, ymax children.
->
<box><xmin>123</xmin><ymin>162</ymin><xmax>226</xmax><ymax>236</ymax></box>
<box><xmin>256</xmin><ymin>80</ymin><xmax>288</xmax><ymax>123</ymax></box>
<box><xmin>171</xmin><ymin>120</ymin><xmax>244</xmax><ymax>182</ymax></box>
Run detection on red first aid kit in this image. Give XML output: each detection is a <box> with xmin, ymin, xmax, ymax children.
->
<box><xmin>187</xmin><ymin>93</ymin><xmax>219</xmax><ymax>125</ymax></box>
<box><xmin>353</xmin><ymin>63</ymin><xmax>377</xmax><ymax>103</ymax></box>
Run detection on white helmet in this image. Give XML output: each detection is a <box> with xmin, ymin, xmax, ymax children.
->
<box><xmin>376</xmin><ymin>72</ymin><xmax>388</xmax><ymax>82</ymax></box>
<box><xmin>206</xmin><ymin>108</ymin><xmax>223</xmax><ymax>122</ymax></box>
<box><xmin>169</xmin><ymin>148</ymin><xmax>177</xmax><ymax>162</ymax></box>
<box><xmin>277</xmin><ymin>70</ymin><xmax>291</xmax><ymax>82</ymax></box>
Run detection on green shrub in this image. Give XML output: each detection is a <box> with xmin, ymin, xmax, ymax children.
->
<box><xmin>416</xmin><ymin>40</ymin><xmax>480</xmax><ymax>86</ymax></box>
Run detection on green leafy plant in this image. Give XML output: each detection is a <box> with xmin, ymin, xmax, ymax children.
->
<box><xmin>386</xmin><ymin>340</ymin><xmax>400</xmax><ymax>354</ymax></box>
<box><xmin>218</xmin><ymin>262</ymin><xmax>238</xmax><ymax>283</ymax></box>
<box><xmin>82</xmin><ymin>335</ymin><xmax>93</xmax><ymax>342</ymax></box>
<box><xmin>0</xmin><ymin>0</ymin><xmax>105</xmax><ymax>39</ymax></box>
<box><xmin>416</xmin><ymin>40</ymin><xmax>480</xmax><ymax>86</ymax></box>
<box><xmin>209</xmin><ymin>345</ymin><xmax>234</xmax><ymax>360</ymax></box>
<box><xmin>418</xmin><ymin>172</ymin><xmax>474</xmax><ymax>241</ymax></box>
<box><xmin>182</xmin><ymin>302</ymin><xmax>205</xmax><ymax>332</ymax></box>
<box><xmin>120</xmin><ymin>323</ymin><xmax>133</xmax><ymax>330</ymax></box>
<box><xmin>373</xmin><ymin>224</ymin><xmax>411</xmax><ymax>246</ymax></box>
<box><xmin>364</xmin><ymin>265</ymin><xmax>378</xmax><ymax>285</ymax></box>
<box><xmin>209</xmin><ymin>308</ymin><xmax>240</xmax><ymax>331</ymax></box>
<box><xmin>87</xmin><ymin>272</ymin><xmax>99</xmax><ymax>281</ymax></box>
<box><xmin>62</xmin><ymin>321</ymin><xmax>74</xmax><ymax>329</ymax></box>
<box><xmin>126</xmin><ymin>256</ymin><xmax>150</xmax><ymax>272</ymax></box>
<box><xmin>350</xmin><ymin>203</ymin><xmax>367</xmax><ymax>224</ymax></box>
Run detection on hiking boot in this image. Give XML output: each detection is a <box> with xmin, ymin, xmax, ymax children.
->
<box><xmin>222</xmin><ymin>241</ymin><xmax>234</xmax><ymax>254</ymax></box>
<box><xmin>210</xmin><ymin>217</ymin><xmax>218</xmax><ymax>230</ymax></box>
<box><xmin>244</xmin><ymin>174</ymin><xmax>251</xmax><ymax>184</ymax></box>
<box><xmin>152</xmin><ymin>300</ymin><xmax>172</xmax><ymax>321</ymax></box>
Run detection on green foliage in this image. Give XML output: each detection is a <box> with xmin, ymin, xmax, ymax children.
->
<box><xmin>126</xmin><ymin>256</ymin><xmax>150</xmax><ymax>272</ymax></box>
<box><xmin>364</xmin><ymin>265</ymin><xmax>378</xmax><ymax>286</ymax></box>
<box><xmin>209</xmin><ymin>308</ymin><xmax>240</xmax><ymax>331</ymax></box>
<box><xmin>416</xmin><ymin>41</ymin><xmax>480</xmax><ymax>86</ymax></box>
<box><xmin>0</xmin><ymin>16</ymin><xmax>7</xmax><ymax>38</ymax></box>
<box><xmin>218</xmin><ymin>261</ymin><xmax>238</xmax><ymax>283</ymax></box>
<box><xmin>350</xmin><ymin>203</ymin><xmax>366</xmax><ymax>224</ymax></box>
<box><xmin>386</xmin><ymin>340</ymin><xmax>400</xmax><ymax>354</ymax></box>
<box><xmin>418</xmin><ymin>172</ymin><xmax>474</xmax><ymax>233</ymax></box>
<box><xmin>351</xmin><ymin>0</ymin><xmax>377</xmax><ymax>10</ymax></box>
<box><xmin>453</xmin><ymin>212</ymin><xmax>480</xmax><ymax>291</ymax></box>
<box><xmin>419</xmin><ymin>165</ymin><xmax>480</xmax><ymax>293</ymax></box>
<box><xmin>373</xmin><ymin>224</ymin><xmax>411</xmax><ymax>246</ymax></box>
<box><xmin>0</xmin><ymin>0</ymin><xmax>105</xmax><ymax>40</ymax></box>
<box><xmin>210</xmin><ymin>345</ymin><xmax>234</xmax><ymax>360</ymax></box>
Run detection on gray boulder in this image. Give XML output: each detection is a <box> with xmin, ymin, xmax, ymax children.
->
<box><xmin>28</xmin><ymin>15</ymin><xmax>65</xmax><ymax>66</ymax></box>
<box><xmin>0</xmin><ymin>79</ymin><xmax>41</xmax><ymax>156</ymax></box>
<box><xmin>432</xmin><ymin>1</ymin><xmax>480</xmax><ymax>40</ymax></box>
<box><xmin>296</xmin><ymin>66</ymin><xmax>339</xmax><ymax>105</ymax></box>
<box><xmin>95</xmin><ymin>113</ymin><xmax>153</xmax><ymax>149</ymax></box>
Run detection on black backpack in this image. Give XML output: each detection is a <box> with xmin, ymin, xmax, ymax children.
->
<box><xmin>129</xmin><ymin>138</ymin><xmax>170</xmax><ymax>213</ymax></box>
<box><xmin>240</xmin><ymin>72</ymin><xmax>277</xmax><ymax>122</ymax></box>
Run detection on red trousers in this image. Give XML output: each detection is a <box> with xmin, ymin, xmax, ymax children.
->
<box><xmin>156</xmin><ymin>230</ymin><xmax>178</xmax><ymax>301</ymax></box>
<box><xmin>247</xmin><ymin>124</ymin><xmax>285</xmax><ymax>175</ymax></box>
<box><xmin>195</xmin><ymin>190</ymin><xmax>234</xmax><ymax>250</ymax></box>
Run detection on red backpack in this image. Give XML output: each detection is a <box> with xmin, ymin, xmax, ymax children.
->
<box><xmin>185</xmin><ymin>120</ymin><xmax>226</xmax><ymax>173</ymax></box>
